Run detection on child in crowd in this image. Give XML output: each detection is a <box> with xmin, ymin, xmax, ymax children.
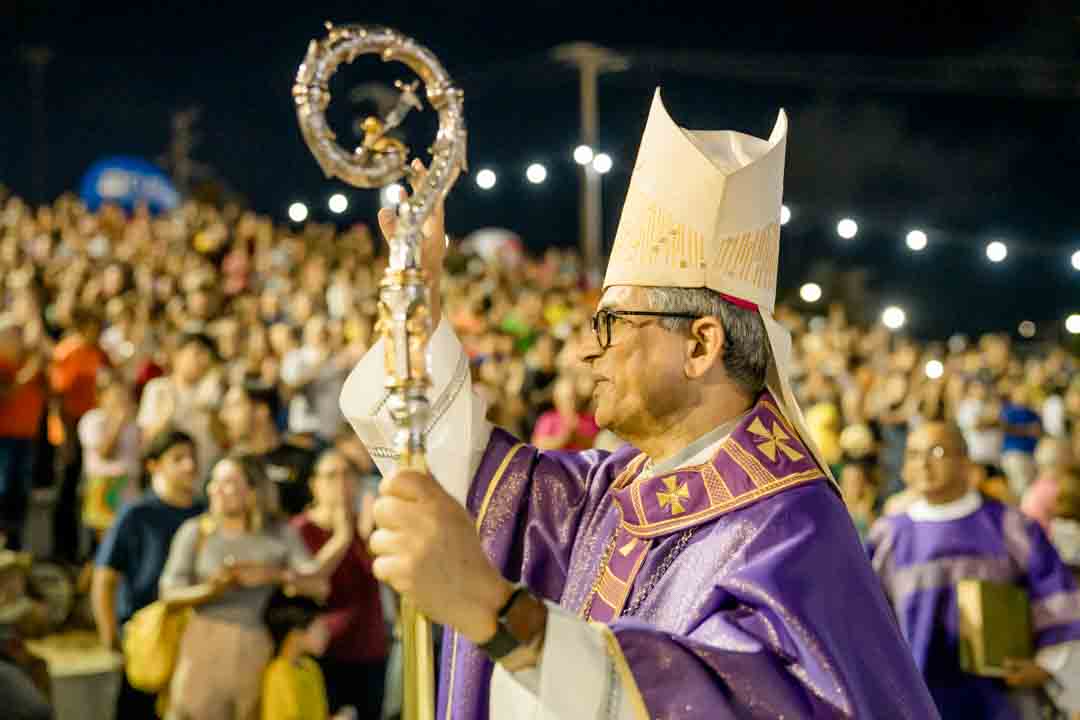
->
<box><xmin>78</xmin><ymin>369</ymin><xmax>141</xmax><ymax>539</ymax></box>
<box><xmin>261</xmin><ymin>589</ymin><xmax>356</xmax><ymax>720</ymax></box>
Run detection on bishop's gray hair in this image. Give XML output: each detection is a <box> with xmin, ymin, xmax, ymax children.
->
<box><xmin>644</xmin><ymin>286</ymin><xmax>770</xmax><ymax>397</ymax></box>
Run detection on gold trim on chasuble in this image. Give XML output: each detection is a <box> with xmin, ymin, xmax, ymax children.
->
<box><xmin>591</xmin><ymin>622</ymin><xmax>652</xmax><ymax>720</ymax></box>
<box><xmin>579</xmin><ymin>454</ymin><xmax>651</xmax><ymax>620</ymax></box>
<box><xmin>584</xmin><ymin>393</ymin><xmax>827</xmax><ymax>624</ymax></box>
<box><xmin>618</xmin><ymin>396</ymin><xmax>825</xmax><ymax>540</ymax></box>
<box><xmin>445</xmin><ymin>442</ymin><xmax>526</xmax><ymax>720</ymax></box>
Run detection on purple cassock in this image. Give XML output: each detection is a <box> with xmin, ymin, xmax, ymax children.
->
<box><xmin>867</xmin><ymin>496</ymin><xmax>1080</xmax><ymax>718</ymax></box>
<box><xmin>439</xmin><ymin>392</ymin><xmax>938</xmax><ymax>719</ymax></box>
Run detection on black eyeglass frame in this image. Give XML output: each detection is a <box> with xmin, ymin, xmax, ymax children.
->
<box><xmin>590</xmin><ymin>309</ymin><xmax>700</xmax><ymax>350</ymax></box>
<box><xmin>903</xmin><ymin>444</ymin><xmax>963</xmax><ymax>463</ymax></box>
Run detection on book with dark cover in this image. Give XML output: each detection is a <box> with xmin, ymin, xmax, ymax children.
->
<box><xmin>956</xmin><ymin>579</ymin><xmax>1033</xmax><ymax>677</ymax></box>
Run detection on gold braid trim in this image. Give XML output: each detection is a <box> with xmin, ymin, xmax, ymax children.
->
<box><xmin>444</xmin><ymin>440</ymin><xmax>527</xmax><ymax>720</ymax></box>
<box><xmin>475</xmin><ymin>443</ymin><xmax>527</xmax><ymax>530</ymax></box>
<box><xmin>590</xmin><ymin>622</ymin><xmax>651</xmax><ymax>720</ymax></box>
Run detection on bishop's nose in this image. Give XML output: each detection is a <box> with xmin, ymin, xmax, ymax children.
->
<box><xmin>579</xmin><ymin>332</ymin><xmax>604</xmax><ymax>365</ymax></box>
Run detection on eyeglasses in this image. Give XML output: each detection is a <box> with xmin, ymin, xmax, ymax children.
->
<box><xmin>904</xmin><ymin>445</ymin><xmax>963</xmax><ymax>464</ymax></box>
<box><xmin>590</xmin><ymin>309</ymin><xmax>699</xmax><ymax>350</ymax></box>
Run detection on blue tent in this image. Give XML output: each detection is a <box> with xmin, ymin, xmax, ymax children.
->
<box><xmin>79</xmin><ymin>156</ymin><xmax>180</xmax><ymax>214</ymax></box>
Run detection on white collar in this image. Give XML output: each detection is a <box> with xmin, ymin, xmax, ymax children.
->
<box><xmin>644</xmin><ymin>410</ymin><xmax>748</xmax><ymax>479</ymax></box>
<box><xmin>906</xmin><ymin>490</ymin><xmax>983</xmax><ymax>522</ymax></box>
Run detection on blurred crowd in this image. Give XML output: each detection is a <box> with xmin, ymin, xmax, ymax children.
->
<box><xmin>787</xmin><ymin>308</ymin><xmax>1080</xmax><ymax>554</ymax></box>
<box><xmin>0</xmin><ymin>188</ymin><xmax>1077</xmax><ymax>718</ymax></box>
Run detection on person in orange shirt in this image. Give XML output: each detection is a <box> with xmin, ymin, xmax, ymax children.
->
<box><xmin>50</xmin><ymin>308</ymin><xmax>108</xmax><ymax>425</ymax></box>
<box><xmin>0</xmin><ymin>318</ymin><xmax>46</xmax><ymax>550</ymax></box>
<box><xmin>48</xmin><ymin>308</ymin><xmax>108</xmax><ymax>562</ymax></box>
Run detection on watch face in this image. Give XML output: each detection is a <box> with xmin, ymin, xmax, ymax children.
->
<box><xmin>481</xmin><ymin>587</ymin><xmax>539</xmax><ymax>660</ymax></box>
<box><xmin>481</xmin><ymin>623</ymin><xmax>521</xmax><ymax>660</ymax></box>
<box><xmin>504</xmin><ymin>590</ymin><xmax>543</xmax><ymax>644</ymax></box>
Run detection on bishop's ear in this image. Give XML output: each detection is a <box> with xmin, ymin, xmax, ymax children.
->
<box><xmin>684</xmin><ymin>316</ymin><xmax>725</xmax><ymax>379</ymax></box>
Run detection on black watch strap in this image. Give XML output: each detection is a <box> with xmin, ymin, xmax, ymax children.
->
<box><xmin>478</xmin><ymin>585</ymin><xmax>530</xmax><ymax>661</ymax></box>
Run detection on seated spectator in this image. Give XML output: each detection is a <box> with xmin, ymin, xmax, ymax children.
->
<box><xmin>842</xmin><ymin>459</ymin><xmax>879</xmax><ymax>541</ymax></box>
<box><xmin>219</xmin><ymin>382</ymin><xmax>317</xmax><ymax>517</ymax></box>
<box><xmin>160</xmin><ymin>455</ymin><xmax>352</xmax><ymax>720</ymax></box>
<box><xmin>839</xmin><ymin>422</ymin><xmax>881</xmax><ymax>539</ymax></box>
<box><xmin>530</xmin><ymin>374</ymin><xmax>598</xmax><ymax>451</ymax></box>
<box><xmin>805</xmin><ymin>400</ymin><xmax>843</xmax><ymax>470</ymax></box>
<box><xmin>137</xmin><ymin>331</ymin><xmax>224</xmax><ymax>482</ymax></box>
<box><xmin>293</xmin><ymin>450</ymin><xmax>385</xmax><ymax>718</ymax></box>
<box><xmin>1021</xmin><ymin>437</ymin><xmax>1074</xmax><ymax>531</ymax></box>
<box><xmin>281</xmin><ymin>316</ymin><xmax>348</xmax><ymax>446</ymax></box>
<box><xmin>92</xmin><ymin>429</ymin><xmax>204</xmax><ymax>720</ymax></box>
<box><xmin>78</xmin><ymin>369</ymin><xmax>140</xmax><ymax>538</ymax></box>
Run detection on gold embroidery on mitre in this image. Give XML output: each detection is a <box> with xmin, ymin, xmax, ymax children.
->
<box><xmin>710</xmin><ymin>222</ymin><xmax>780</xmax><ymax>293</ymax></box>
<box><xmin>611</xmin><ymin>192</ymin><xmax>780</xmax><ymax>295</ymax></box>
<box><xmin>657</xmin><ymin>476</ymin><xmax>691</xmax><ymax>515</ymax></box>
<box><xmin>748</xmin><ymin>417</ymin><xmax>804</xmax><ymax>463</ymax></box>
<box><xmin>613</xmin><ymin>199</ymin><xmax>708</xmax><ymax>272</ymax></box>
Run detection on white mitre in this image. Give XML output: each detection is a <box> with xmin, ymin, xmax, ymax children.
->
<box><xmin>603</xmin><ymin>89</ymin><xmax>834</xmax><ymax>482</ymax></box>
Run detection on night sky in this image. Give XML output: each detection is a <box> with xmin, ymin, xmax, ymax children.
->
<box><xmin>2</xmin><ymin>1</ymin><xmax>1078</xmax><ymax>339</ymax></box>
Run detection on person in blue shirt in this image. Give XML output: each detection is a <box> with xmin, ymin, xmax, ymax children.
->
<box><xmin>1001</xmin><ymin>385</ymin><xmax>1043</xmax><ymax>499</ymax></box>
<box><xmin>91</xmin><ymin>428</ymin><xmax>205</xmax><ymax>720</ymax></box>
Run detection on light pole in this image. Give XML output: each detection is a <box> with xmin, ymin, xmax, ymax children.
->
<box><xmin>22</xmin><ymin>46</ymin><xmax>53</xmax><ymax>203</ymax></box>
<box><xmin>552</xmin><ymin>43</ymin><xmax>629</xmax><ymax>284</ymax></box>
<box><xmin>161</xmin><ymin>107</ymin><xmax>209</xmax><ymax>197</ymax></box>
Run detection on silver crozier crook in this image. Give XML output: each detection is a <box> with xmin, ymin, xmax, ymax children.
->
<box><xmin>293</xmin><ymin>23</ymin><xmax>467</xmax><ymax>720</ymax></box>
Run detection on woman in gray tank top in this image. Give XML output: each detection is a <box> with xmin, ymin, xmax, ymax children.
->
<box><xmin>159</xmin><ymin>455</ymin><xmax>354</xmax><ymax>720</ymax></box>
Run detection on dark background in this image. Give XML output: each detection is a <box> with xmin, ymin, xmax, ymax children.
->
<box><xmin>2</xmin><ymin>1</ymin><xmax>1078</xmax><ymax>339</ymax></box>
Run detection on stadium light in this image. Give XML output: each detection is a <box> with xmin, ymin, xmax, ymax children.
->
<box><xmin>905</xmin><ymin>229</ymin><xmax>928</xmax><ymax>252</ymax></box>
<box><xmin>328</xmin><ymin>193</ymin><xmax>348</xmax><ymax>214</ymax></box>
<box><xmin>592</xmin><ymin>153</ymin><xmax>613</xmax><ymax>174</ymax></box>
<box><xmin>1071</xmin><ymin>249</ymin><xmax>1080</xmax><ymax>271</ymax></box>
<box><xmin>986</xmin><ymin>241</ymin><xmax>1008</xmax><ymax>263</ymax></box>
<box><xmin>780</xmin><ymin>205</ymin><xmax>791</xmax><ymax>226</ymax></box>
<box><xmin>837</xmin><ymin>218</ymin><xmax>858</xmax><ymax>240</ymax></box>
<box><xmin>476</xmin><ymin>168</ymin><xmax>497</xmax><ymax>190</ymax></box>
<box><xmin>381</xmin><ymin>184</ymin><xmax>405</xmax><ymax>208</ymax></box>
<box><xmin>573</xmin><ymin>145</ymin><xmax>594</xmax><ymax>166</ymax></box>
<box><xmin>526</xmin><ymin>163</ymin><xmax>547</xmax><ymax>184</ymax></box>
<box><xmin>1067</xmin><ymin>314</ymin><xmax>1080</xmax><ymax>335</ymax></box>
<box><xmin>288</xmin><ymin>202</ymin><xmax>308</xmax><ymax>223</ymax></box>
<box><xmin>799</xmin><ymin>282</ymin><xmax>822</xmax><ymax>303</ymax></box>
<box><xmin>882</xmin><ymin>305</ymin><xmax>906</xmax><ymax>331</ymax></box>
<box><xmin>924</xmin><ymin>360</ymin><xmax>944</xmax><ymax>379</ymax></box>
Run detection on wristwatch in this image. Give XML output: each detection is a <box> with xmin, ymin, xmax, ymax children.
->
<box><xmin>478</xmin><ymin>584</ymin><xmax>547</xmax><ymax>664</ymax></box>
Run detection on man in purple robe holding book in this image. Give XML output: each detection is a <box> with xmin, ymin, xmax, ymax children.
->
<box><xmin>343</xmin><ymin>90</ymin><xmax>939</xmax><ymax>718</ymax></box>
<box><xmin>868</xmin><ymin>422</ymin><xmax>1080</xmax><ymax>718</ymax></box>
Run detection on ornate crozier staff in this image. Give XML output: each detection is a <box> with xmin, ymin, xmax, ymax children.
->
<box><xmin>293</xmin><ymin>24</ymin><xmax>466</xmax><ymax>720</ymax></box>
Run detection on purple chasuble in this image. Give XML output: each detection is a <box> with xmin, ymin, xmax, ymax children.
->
<box><xmin>868</xmin><ymin>497</ymin><xmax>1080</xmax><ymax>719</ymax></box>
<box><xmin>440</xmin><ymin>393</ymin><xmax>938</xmax><ymax>719</ymax></box>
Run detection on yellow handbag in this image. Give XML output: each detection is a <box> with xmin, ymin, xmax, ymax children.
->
<box><xmin>121</xmin><ymin>515</ymin><xmax>211</xmax><ymax>693</ymax></box>
<box><xmin>122</xmin><ymin>600</ymin><xmax>192</xmax><ymax>692</ymax></box>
